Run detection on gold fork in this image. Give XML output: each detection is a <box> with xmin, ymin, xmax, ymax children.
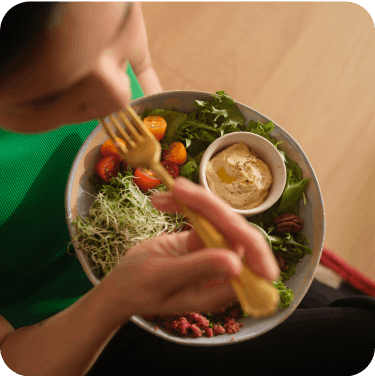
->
<box><xmin>99</xmin><ymin>105</ymin><xmax>280</xmax><ymax>317</ymax></box>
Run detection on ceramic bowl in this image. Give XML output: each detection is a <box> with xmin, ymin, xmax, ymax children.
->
<box><xmin>65</xmin><ymin>90</ymin><xmax>325</xmax><ymax>346</ymax></box>
<box><xmin>199</xmin><ymin>132</ymin><xmax>287</xmax><ymax>217</ymax></box>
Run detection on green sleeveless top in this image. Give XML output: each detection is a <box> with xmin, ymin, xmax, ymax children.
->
<box><xmin>0</xmin><ymin>64</ymin><xmax>144</xmax><ymax>329</ymax></box>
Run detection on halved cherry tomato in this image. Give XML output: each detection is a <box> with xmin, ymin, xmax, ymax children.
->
<box><xmin>133</xmin><ymin>168</ymin><xmax>162</xmax><ymax>191</ymax></box>
<box><xmin>96</xmin><ymin>156</ymin><xmax>120</xmax><ymax>183</ymax></box>
<box><xmin>162</xmin><ymin>142</ymin><xmax>187</xmax><ymax>165</ymax></box>
<box><xmin>101</xmin><ymin>138</ymin><xmax>126</xmax><ymax>161</ymax></box>
<box><xmin>143</xmin><ymin>116</ymin><xmax>167</xmax><ymax>141</ymax></box>
<box><xmin>161</xmin><ymin>160</ymin><xmax>179</xmax><ymax>179</ymax></box>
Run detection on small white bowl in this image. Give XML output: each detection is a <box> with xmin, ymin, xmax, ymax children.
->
<box><xmin>199</xmin><ymin>132</ymin><xmax>287</xmax><ymax>217</ymax></box>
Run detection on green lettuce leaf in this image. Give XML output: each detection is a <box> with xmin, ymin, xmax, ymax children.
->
<box><xmin>269</xmin><ymin>232</ymin><xmax>312</xmax><ymax>259</ymax></box>
<box><xmin>174</xmin><ymin>120</ymin><xmax>217</xmax><ymax>157</ymax></box>
<box><xmin>249</xmin><ymin>222</ymin><xmax>311</xmax><ymax>282</ymax></box>
<box><xmin>89</xmin><ymin>174</ymin><xmax>106</xmax><ymax>191</ymax></box>
<box><xmin>245</xmin><ymin>120</ymin><xmax>275</xmax><ymax>142</ymax></box>
<box><xmin>273</xmin><ymin>279</ymin><xmax>294</xmax><ymax>308</ymax></box>
<box><xmin>276</xmin><ymin>156</ymin><xmax>309</xmax><ymax>215</ymax></box>
<box><xmin>280</xmin><ymin>261</ymin><xmax>298</xmax><ymax>281</ymax></box>
<box><xmin>194</xmin><ymin>91</ymin><xmax>245</xmax><ymax>131</ymax></box>
<box><xmin>180</xmin><ymin>159</ymin><xmax>198</xmax><ymax>181</ymax></box>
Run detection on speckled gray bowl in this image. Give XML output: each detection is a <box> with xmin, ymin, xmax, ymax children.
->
<box><xmin>65</xmin><ymin>90</ymin><xmax>325</xmax><ymax>346</ymax></box>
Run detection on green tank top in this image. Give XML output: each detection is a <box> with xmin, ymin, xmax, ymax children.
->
<box><xmin>0</xmin><ymin>64</ymin><xmax>144</xmax><ymax>329</ymax></box>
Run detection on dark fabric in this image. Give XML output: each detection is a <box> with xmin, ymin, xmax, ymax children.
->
<box><xmin>297</xmin><ymin>279</ymin><xmax>348</xmax><ymax>308</ymax></box>
<box><xmin>86</xmin><ymin>280</ymin><xmax>375</xmax><ymax>376</ymax></box>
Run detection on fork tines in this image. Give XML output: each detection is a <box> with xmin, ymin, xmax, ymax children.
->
<box><xmin>100</xmin><ymin>106</ymin><xmax>149</xmax><ymax>156</ymax></box>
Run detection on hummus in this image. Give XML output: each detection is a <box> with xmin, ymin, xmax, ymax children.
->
<box><xmin>206</xmin><ymin>142</ymin><xmax>272</xmax><ymax>210</ymax></box>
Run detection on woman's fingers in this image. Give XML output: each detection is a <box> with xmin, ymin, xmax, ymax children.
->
<box><xmin>151</xmin><ymin>191</ymin><xmax>178</xmax><ymax>212</ymax></box>
<box><xmin>123</xmin><ymin>236</ymin><xmax>243</xmax><ymax>315</ymax></box>
<box><xmin>152</xmin><ymin>248</ymin><xmax>243</xmax><ymax>296</ymax></box>
<box><xmin>152</xmin><ymin>177</ymin><xmax>280</xmax><ymax>281</ymax></box>
<box><xmin>127</xmin><ymin>228</ymin><xmax>209</xmax><ymax>258</ymax></box>
<box><xmin>159</xmin><ymin>280</ymin><xmax>237</xmax><ymax>315</ymax></box>
<box><xmin>159</xmin><ymin>250</ymin><xmax>239</xmax><ymax>313</ymax></box>
<box><xmin>152</xmin><ymin>195</ymin><xmax>244</xmax><ymax>258</ymax></box>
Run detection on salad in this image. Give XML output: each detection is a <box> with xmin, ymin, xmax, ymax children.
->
<box><xmin>72</xmin><ymin>91</ymin><xmax>312</xmax><ymax>336</ymax></box>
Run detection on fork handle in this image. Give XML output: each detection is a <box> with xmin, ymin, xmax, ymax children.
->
<box><xmin>150</xmin><ymin>162</ymin><xmax>280</xmax><ymax>317</ymax></box>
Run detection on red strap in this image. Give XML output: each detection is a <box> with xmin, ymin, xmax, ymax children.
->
<box><xmin>321</xmin><ymin>246</ymin><xmax>375</xmax><ymax>297</ymax></box>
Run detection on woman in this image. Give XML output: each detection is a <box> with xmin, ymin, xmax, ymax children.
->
<box><xmin>0</xmin><ymin>3</ymin><xmax>373</xmax><ymax>376</ymax></box>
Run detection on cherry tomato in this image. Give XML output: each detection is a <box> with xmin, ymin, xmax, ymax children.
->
<box><xmin>133</xmin><ymin>168</ymin><xmax>162</xmax><ymax>191</ymax></box>
<box><xmin>143</xmin><ymin>116</ymin><xmax>167</xmax><ymax>141</ymax></box>
<box><xmin>161</xmin><ymin>160</ymin><xmax>179</xmax><ymax>179</ymax></box>
<box><xmin>96</xmin><ymin>156</ymin><xmax>120</xmax><ymax>183</ymax></box>
<box><xmin>101</xmin><ymin>138</ymin><xmax>126</xmax><ymax>161</ymax></box>
<box><xmin>162</xmin><ymin>142</ymin><xmax>187</xmax><ymax>165</ymax></box>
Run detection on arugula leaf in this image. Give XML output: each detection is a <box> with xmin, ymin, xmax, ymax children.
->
<box><xmin>177</xmin><ymin>120</ymin><xmax>222</xmax><ymax>137</ymax></box>
<box><xmin>250</xmin><ymin>221</ymin><xmax>311</xmax><ymax>282</ymax></box>
<box><xmin>194</xmin><ymin>91</ymin><xmax>245</xmax><ymax>131</ymax></box>
<box><xmin>193</xmin><ymin>151</ymin><xmax>205</xmax><ymax>165</ymax></box>
<box><xmin>249</xmin><ymin>207</ymin><xmax>278</xmax><ymax>233</ymax></box>
<box><xmin>173</xmin><ymin>120</ymin><xmax>219</xmax><ymax>156</ymax></box>
<box><xmin>245</xmin><ymin>120</ymin><xmax>275</xmax><ymax>141</ymax></box>
<box><xmin>139</xmin><ymin>107</ymin><xmax>151</xmax><ymax>119</ymax></box>
<box><xmin>186</xmin><ymin>110</ymin><xmax>198</xmax><ymax>121</ymax></box>
<box><xmin>180</xmin><ymin>160</ymin><xmax>198</xmax><ymax>181</ymax></box>
<box><xmin>249</xmin><ymin>222</ymin><xmax>272</xmax><ymax>248</ymax></box>
<box><xmin>270</xmin><ymin>232</ymin><xmax>312</xmax><ymax>259</ymax></box>
<box><xmin>273</xmin><ymin>279</ymin><xmax>294</xmax><ymax>308</ymax></box>
<box><xmin>276</xmin><ymin>156</ymin><xmax>309</xmax><ymax>215</ymax></box>
<box><xmin>280</xmin><ymin>261</ymin><xmax>297</xmax><ymax>281</ymax></box>
<box><xmin>245</xmin><ymin>120</ymin><xmax>286</xmax><ymax>163</ymax></box>
<box><xmin>161</xmin><ymin>91</ymin><xmax>245</xmax><ymax>159</ymax></box>
<box><xmin>89</xmin><ymin>174</ymin><xmax>106</xmax><ymax>191</ymax></box>
<box><xmin>160</xmin><ymin>143</ymin><xmax>170</xmax><ymax>151</ymax></box>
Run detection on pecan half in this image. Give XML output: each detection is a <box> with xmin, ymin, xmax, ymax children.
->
<box><xmin>274</xmin><ymin>213</ymin><xmax>303</xmax><ymax>233</ymax></box>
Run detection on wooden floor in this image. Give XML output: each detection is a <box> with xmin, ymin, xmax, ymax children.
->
<box><xmin>142</xmin><ymin>2</ymin><xmax>375</xmax><ymax>280</ymax></box>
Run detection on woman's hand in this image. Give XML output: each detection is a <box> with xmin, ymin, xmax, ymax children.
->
<box><xmin>102</xmin><ymin>177</ymin><xmax>279</xmax><ymax>316</ymax></box>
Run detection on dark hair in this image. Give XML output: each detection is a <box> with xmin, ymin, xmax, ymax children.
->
<box><xmin>0</xmin><ymin>2</ymin><xmax>57</xmax><ymax>79</ymax></box>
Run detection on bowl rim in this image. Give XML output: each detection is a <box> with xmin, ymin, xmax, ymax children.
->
<box><xmin>198</xmin><ymin>131</ymin><xmax>287</xmax><ymax>217</ymax></box>
<box><xmin>65</xmin><ymin>90</ymin><xmax>325</xmax><ymax>346</ymax></box>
